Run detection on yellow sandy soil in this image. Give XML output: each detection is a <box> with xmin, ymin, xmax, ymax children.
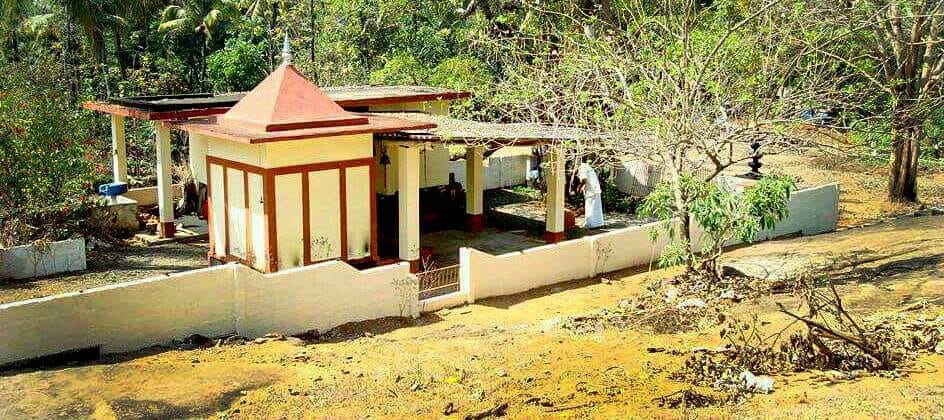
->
<box><xmin>1</xmin><ymin>215</ymin><xmax>943</xmax><ymax>419</ymax></box>
<box><xmin>764</xmin><ymin>153</ymin><xmax>944</xmax><ymax>228</ymax></box>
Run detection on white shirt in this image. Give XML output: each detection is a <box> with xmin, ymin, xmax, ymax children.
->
<box><xmin>577</xmin><ymin>163</ymin><xmax>602</xmax><ymax>196</ymax></box>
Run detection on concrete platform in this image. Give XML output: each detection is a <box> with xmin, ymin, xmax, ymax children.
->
<box><xmin>421</xmin><ymin>228</ymin><xmax>545</xmax><ymax>267</ymax></box>
<box><xmin>135</xmin><ymin>215</ymin><xmax>209</xmax><ymax>246</ymax></box>
<box><xmin>489</xmin><ymin>199</ymin><xmax>653</xmax><ymax>232</ymax></box>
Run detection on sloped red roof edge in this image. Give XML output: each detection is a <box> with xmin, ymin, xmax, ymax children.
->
<box><xmin>172</xmin><ymin>114</ymin><xmax>436</xmax><ymax>144</ymax></box>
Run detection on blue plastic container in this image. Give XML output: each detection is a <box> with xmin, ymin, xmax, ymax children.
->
<box><xmin>98</xmin><ymin>182</ymin><xmax>129</xmax><ymax>197</ymax></box>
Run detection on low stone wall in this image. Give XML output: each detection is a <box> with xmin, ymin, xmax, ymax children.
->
<box><xmin>460</xmin><ymin>183</ymin><xmax>841</xmax><ymax>303</ymax></box>
<box><xmin>0</xmin><ymin>262</ymin><xmax>416</xmax><ymax>367</ymax></box>
<box><xmin>236</xmin><ymin>262</ymin><xmax>416</xmax><ymax>338</ymax></box>
<box><xmin>612</xmin><ymin>160</ymin><xmax>663</xmax><ymax>196</ymax></box>
<box><xmin>0</xmin><ymin>265</ymin><xmax>234</xmax><ymax>365</ymax></box>
<box><xmin>418</xmin><ymin>290</ymin><xmax>468</xmax><ymax>313</ymax></box>
<box><xmin>462</xmin><ymin>239</ymin><xmax>594</xmax><ymax>301</ymax></box>
<box><xmin>0</xmin><ymin>238</ymin><xmax>87</xmax><ymax>280</ymax></box>
<box><xmin>592</xmin><ymin>220</ymin><xmax>671</xmax><ymax>274</ymax></box>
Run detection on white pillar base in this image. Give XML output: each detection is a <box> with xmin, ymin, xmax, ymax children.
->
<box><xmin>110</xmin><ymin>114</ymin><xmax>128</xmax><ymax>184</ymax></box>
<box><xmin>397</xmin><ymin>143</ymin><xmax>421</xmax><ymax>271</ymax></box>
<box><xmin>545</xmin><ymin>148</ymin><xmax>566</xmax><ymax>243</ymax></box>
<box><xmin>155</xmin><ymin>122</ymin><xmax>176</xmax><ymax>238</ymax></box>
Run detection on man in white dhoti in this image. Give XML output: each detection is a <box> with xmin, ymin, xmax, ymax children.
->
<box><xmin>576</xmin><ymin>162</ymin><xmax>604</xmax><ymax>229</ymax></box>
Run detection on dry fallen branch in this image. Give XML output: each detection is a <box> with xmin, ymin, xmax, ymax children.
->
<box><xmin>776</xmin><ymin>302</ymin><xmax>890</xmax><ymax>368</ymax></box>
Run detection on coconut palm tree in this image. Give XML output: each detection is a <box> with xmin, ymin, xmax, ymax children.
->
<box><xmin>0</xmin><ymin>0</ymin><xmax>36</xmax><ymax>61</ymax></box>
<box><xmin>12</xmin><ymin>1</ymin><xmax>117</xmax><ymax>101</ymax></box>
<box><xmin>159</xmin><ymin>0</ymin><xmax>240</xmax><ymax>89</ymax></box>
<box><xmin>236</xmin><ymin>0</ymin><xmax>286</xmax><ymax>69</ymax></box>
<box><xmin>106</xmin><ymin>0</ymin><xmax>165</xmax><ymax>74</ymax></box>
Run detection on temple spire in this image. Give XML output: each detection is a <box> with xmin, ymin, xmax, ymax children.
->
<box><xmin>281</xmin><ymin>32</ymin><xmax>293</xmax><ymax>65</ymax></box>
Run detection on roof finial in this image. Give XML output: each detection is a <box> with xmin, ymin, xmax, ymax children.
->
<box><xmin>281</xmin><ymin>31</ymin><xmax>293</xmax><ymax>65</ymax></box>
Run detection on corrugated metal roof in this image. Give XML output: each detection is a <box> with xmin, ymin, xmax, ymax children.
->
<box><xmin>370</xmin><ymin>112</ymin><xmax>598</xmax><ymax>145</ymax></box>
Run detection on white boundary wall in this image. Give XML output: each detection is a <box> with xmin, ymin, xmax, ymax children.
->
<box><xmin>0</xmin><ymin>184</ymin><xmax>837</xmax><ymax>366</ymax></box>
<box><xmin>0</xmin><ymin>262</ymin><xmax>416</xmax><ymax>366</ymax></box>
<box><xmin>450</xmin><ymin>155</ymin><xmax>530</xmax><ymax>190</ymax></box>
<box><xmin>462</xmin><ymin>183</ymin><xmax>840</xmax><ymax>303</ymax></box>
<box><xmin>236</xmin><ymin>261</ymin><xmax>416</xmax><ymax>338</ymax></box>
<box><xmin>0</xmin><ymin>238</ymin><xmax>87</xmax><ymax>280</ymax></box>
<box><xmin>122</xmin><ymin>185</ymin><xmax>184</xmax><ymax>207</ymax></box>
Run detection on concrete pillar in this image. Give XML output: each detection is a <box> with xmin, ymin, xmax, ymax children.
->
<box><xmin>464</xmin><ymin>145</ymin><xmax>485</xmax><ymax>232</ymax></box>
<box><xmin>110</xmin><ymin>114</ymin><xmax>128</xmax><ymax>184</ymax></box>
<box><xmin>545</xmin><ymin>148</ymin><xmax>566</xmax><ymax>243</ymax></box>
<box><xmin>187</xmin><ymin>132</ymin><xmax>208</xmax><ymax>185</ymax></box>
<box><xmin>397</xmin><ymin>143</ymin><xmax>421</xmax><ymax>272</ymax></box>
<box><xmin>155</xmin><ymin>122</ymin><xmax>176</xmax><ymax>238</ymax></box>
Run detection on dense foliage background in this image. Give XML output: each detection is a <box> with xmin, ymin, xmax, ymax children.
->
<box><xmin>0</xmin><ymin>0</ymin><xmax>942</xmax><ymax>245</ymax></box>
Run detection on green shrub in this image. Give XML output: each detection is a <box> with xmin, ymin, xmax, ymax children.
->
<box><xmin>429</xmin><ymin>56</ymin><xmax>491</xmax><ymax>93</ymax></box>
<box><xmin>207</xmin><ymin>38</ymin><xmax>268</xmax><ymax>93</ymax></box>
<box><xmin>0</xmin><ymin>60</ymin><xmax>105</xmax><ymax>246</ymax></box>
<box><xmin>600</xmin><ymin>179</ymin><xmax>636</xmax><ymax>214</ymax></box>
<box><xmin>369</xmin><ymin>54</ymin><xmax>428</xmax><ymax>85</ymax></box>
<box><xmin>638</xmin><ymin>174</ymin><xmax>796</xmax><ymax>278</ymax></box>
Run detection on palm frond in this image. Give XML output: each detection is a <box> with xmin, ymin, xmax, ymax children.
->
<box><xmin>160</xmin><ymin>5</ymin><xmax>185</xmax><ymax>24</ymax></box>
<box><xmin>20</xmin><ymin>13</ymin><xmax>57</xmax><ymax>39</ymax></box>
<box><xmin>159</xmin><ymin>17</ymin><xmax>190</xmax><ymax>33</ymax></box>
<box><xmin>203</xmin><ymin>8</ymin><xmax>222</xmax><ymax>32</ymax></box>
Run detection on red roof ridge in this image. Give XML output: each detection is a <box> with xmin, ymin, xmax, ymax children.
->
<box><xmin>221</xmin><ymin>64</ymin><xmax>367</xmax><ymax>132</ymax></box>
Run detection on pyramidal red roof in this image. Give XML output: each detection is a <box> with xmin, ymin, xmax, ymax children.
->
<box><xmin>221</xmin><ymin>64</ymin><xmax>368</xmax><ymax>132</ymax></box>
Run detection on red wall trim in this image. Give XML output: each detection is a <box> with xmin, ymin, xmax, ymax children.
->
<box><xmin>301</xmin><ymin>171</ymin><xmax>312</xmax><ymax>265</ymax></box>
<box><xmin>339</xmin><ymin>168</ymin><xmax>349</xmax><ymax>260</ymax></box>
<box><xmin>204</xmin><ymin>154</ymin><xmax>377</xmax><ymax>272</ymax></box>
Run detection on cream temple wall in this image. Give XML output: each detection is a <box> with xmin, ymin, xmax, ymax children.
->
<box><xmin>204</xmin><ymin>133</ymin><xmax>375</xmax><ymax>270</ymax></box>
<box><xmin>205</xmin><ymin>133</ymin><xmax>373</xmax><ymax>169</ymax></box>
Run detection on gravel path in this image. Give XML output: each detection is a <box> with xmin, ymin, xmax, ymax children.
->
<box><xmin>0</xmin><ymin>241</ymin><xmax>208</xmax><ymax>304</ymax></box>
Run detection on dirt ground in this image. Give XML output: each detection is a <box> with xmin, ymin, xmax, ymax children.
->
<box><xmin>1</xmin><ymin>215</ymin><xmax>942</xmax><ymax>419</ymax></box>
<box><xmin>764</xmin><ymin>152</ymin><xmax>944</xmax><ymax>228</ymax></box>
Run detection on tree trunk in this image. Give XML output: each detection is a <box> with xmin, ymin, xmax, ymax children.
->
<box><xmin>887</xmin><ymin>116</ymin><xmax>921</xmax><ymax>203</ymax></box>
<box><xmin>114</xmin><ymin>27</ymin><xmax>126</xmax><ymax>76</ymax></box>
<box><xmin>201</xmin><ymin>39</ymin><xmax>208</xmax><ymax>91</ymax></box>
<box><xmin>310</xmin><ymin>0</ymin><xmax>318</xmax><ymax>82</ymax></box>
<box><xmin>64</xmin><ymin>19</ymin><xmax>78</xmax><ymax>105</ymax></box>
<box><xmin>679</xmin><ymin>211</ymin><xmax>693</xmax><ymax>251</ymax></box>
<box><xmin>10</xmin><ymin>33</ymin><xmax>19</xmax><ymax>62</ymax></box>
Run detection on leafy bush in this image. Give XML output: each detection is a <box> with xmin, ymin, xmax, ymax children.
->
<box><xmin>639</xmin><ymin>174</ymin><xmax>796</xmax><ymax>278</ymax></box>
<box><xmin>429</xmin><ymin>56</ymin><xmax>491</xmax><ymax>93</ymax></box>
<box><xmin>510</xmin><ymin>185</ymin><xmax>542</xmax><ymax>200</ymax></box>
<box><xmin>369</xmin><ymin>54</ymin><xmax>428</xmax><ymax>85</ymax></box>
<box><xmin>207</xmin><ymin>37</ymin><xmax>268</xmax><ymax>93</ymax></box>
<box><xmin>0</xmin><ymin>60</ymin><xmax>106</xmax><ymax>247</ymax></box>
<box><xmin>600</xmin><ymin>179</ymin><xmax>637</xmax><ymax>214</ymax></box>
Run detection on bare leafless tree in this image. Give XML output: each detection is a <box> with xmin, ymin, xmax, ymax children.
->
<box><xmin>801</xmin><ymin>1</ymin><xmax>944</xmax><ymax>202</ymax></box>
<box><xmin>478</xmin><ymin>0</ymin><xmax>848</xmax><ymax>255</ymax></box>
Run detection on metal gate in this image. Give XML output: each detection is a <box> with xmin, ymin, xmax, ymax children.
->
<box><xmin>417</xmin><ymin>264</ymin><xmax>460</xmax><ymax>300</ymax></box>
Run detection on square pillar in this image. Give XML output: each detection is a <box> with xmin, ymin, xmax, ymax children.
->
<box><xmin>110</xmin><ymin>114</ymin><xmax>128</xmax><ymax>184</ymax></box>
<box><xmin>187</xmin><ymin>132</ymin><xmax>208</xmax><ymax>185</ymax></box>
<box><xmin>155</xmin><ymin>122</ymin><xmax>176</xmax><ymax>238</ymax></box>
<box><xmin>397</xmin><ymin>143</ymin><xmax>421</xmax><ymax>272</ymax></box>
<box><xmin>545</xmin><ymin>148</ymin><xmax>566</xmax><ymax>243</ymax></box>
<box><xmin>464</xmin><ymin>145</ymin><xmax>485</xmax><ymax>232</ymax></box>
